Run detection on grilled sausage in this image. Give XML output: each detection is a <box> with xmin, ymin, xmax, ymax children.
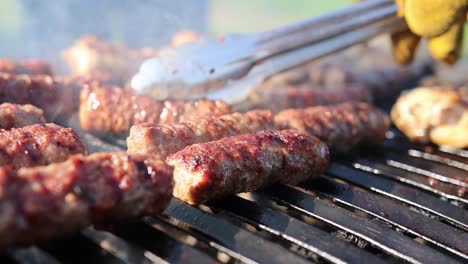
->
<box><xmin>62</xmin><ymin>35</ymin><xmax>159</xmax><ymax>86</ymax></box>
<box><xmin>0</xmin><ymin>103</ymin><xmax>46</xmax><ymax>129</ymax></box>
<box><xmin>79</xmin><ymin>83</ymin><xmax>231</xmax><ymax>137</ymax></box>
<box><xmin>0</xmin><ymin>59</ymin><xmax>53</xmax><ymax>76</ymax></box>
<box><xmin>391</xmin><ymin>86</ymin><xmax>468</xmax><ymax>148</ymax></box>
<box><xmin>127</xmin><ymin>110</ymin><xmax>276</xmax><ymax>160</ymax></box>
<box><xmin>167</xmin><ymin>130</ymin><xmax>329</xmax><ymax>205</ymax></box>
<box><xmin>0</xmin><ymin>123</ymin><xmax>87</xmax><ymax>169</ymax></box>
<box><xmin>0</xmin><ymin>152</ymin><xmax>173</xmax><ymax>248</ymax></box>
<box><xmin>0</xmin><ymin>73</ymin><xmax>83</xmax><ymax>122</ymax></box>
<box><xmin>274</xmin><ymin>102</ymin><xmax>390</xmax><ymax>153</ymax></box>
<box><xmin>307</xmin><ymin>63</ymin><xmax>355</xmax><ymax>89</ymax></box>
<box><xmin>234</xmin><ymin>83</ymin><xmax>372</xmax><ymax>113</ymax></box>
<box><xmin>241</xmin><ymin>57</ymin><xmax>430</xmax><ymax>112</ymax></box>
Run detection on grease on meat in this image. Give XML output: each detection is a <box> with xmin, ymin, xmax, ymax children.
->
<box><xmin>79</xmin><ymin>83</ymin><xmax>231</xmax><ymax>137</ymax></box>
<box><xmin>0</xmin><ymin>152</ymin><xmax>173</xmax><ymax>248</ymax></box>
<box><xmin>0</xmin><ymin>123</ymin><xmax>87</xmax><ymax>169</ymax></box>
<box><xmin>0</xmin><ymin>103</ymin><xmax>46</xmax><ymax>129</ymax></box>
<box><xmin>275</xmin><ymin>102</ymin><xmax>390</xmax><ymax>153</ymax></box>
<box><xmin>167</xmin><ymin>130</ymin><xmax>329</xmax><ymax>205</ymax></box>
<box><xmin>127</xmin><ymin>110</ymin><xmax>276</xmax><ymax>160</ymax></box>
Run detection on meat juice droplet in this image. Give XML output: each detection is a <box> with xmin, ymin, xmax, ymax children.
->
<box><xmin>88</xmin><ymin>92</ymin><xmax>101</xmax><ymax>110</ymax></box>
<box><xmin>139</xmin><ymin>110</ymin><xmax>147</xmax><ymax>119</ymax></box>
<box><xmin>119</xmin><ymin>177</ymin><xmax>132</xmax><ymax>190</ymax></box>
<box><xmin>160</xmin><ymin>107</ymin><xmax>169</xmax><ymax>120</ymax></box>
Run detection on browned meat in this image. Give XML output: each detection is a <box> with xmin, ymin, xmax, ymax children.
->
<box><xmin>234</xmin><ymin>83</ymin><xmax>372</xmax><ymax>113</ymax></box>
<box><xmin>80</xmin><ymin>83</ymin><xmax>231</xmax><ymax>137</ymax></box>
<box><xmin>0</xmin><ymin>59</ymin><xmax>53</xmax><ymax>76</ymax></box>
<box><xmin>352</xmin><ymin>67</ymin><xmax>422</xmax><ymax>103</ymax></box>
<box><xmin>242</xmin><ymin>56</ymin><xmax>430</xmax><ymax>111</ymax></box>
<box><xmin>0</xmin><ymin>73</ymin><xmax>83</xmax><ymax>122</ymax></box>
<box><xmin>0</xmin><ymin>103</ymin><xmax>46</xmax><ymax>129</ymax></box>
<box><xmin>275</xmin><ymin>102</ymin><xmax>390</xmax><ymax>153</ymax></box>
<box><xmin>167</xmin><ymin>130</ymin><xmax>329</xmax><ymax>205</ymax></box>
<box><xmin>391</xmin><ymin>86</ymin><xmax>468</xmax><ymax>148</ymax></box>
<box><xmin>0</xmin><ymin>123</ymin><xmax>87</xmax><ymax>169</ymax></box>
<box><xmin>127</xmin><ymin>110</ymin><xmax>276</xmax><ymax>160</ymax></box>
<box><xmin>0</xmin><ymin>152</ymin><xmax>173</xmax><ymax>248</ymax></box>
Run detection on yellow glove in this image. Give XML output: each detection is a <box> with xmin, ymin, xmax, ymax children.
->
<box><xmin>392</xmin><ymin>0</ymin><xmax>468</xmax><ymax>65</ymax></box>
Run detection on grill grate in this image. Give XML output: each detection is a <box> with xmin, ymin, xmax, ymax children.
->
<box><xmin>2</xmin><ymin>126</ymin><xmax>467</xmax><ymax>263</ymax></box>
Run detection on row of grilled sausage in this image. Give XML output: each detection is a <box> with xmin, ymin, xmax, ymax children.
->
<box><xmin>3</xmin><ymin>55</ymin><xmax>461</xmax><ymax>252</ymax></box>
<box><xmin>0</xmin><ymin>96</ymin><xmax>389</xmax><ymax>250</ymax></box>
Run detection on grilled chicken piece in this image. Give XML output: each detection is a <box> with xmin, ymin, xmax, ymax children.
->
<box><xmin>127</xmin><ymin>110</ymin><xmax>276</xmax><ymax>160</ymax></box>
<box><xmin>62</xmin><ymin>35</ymin><xmax>159</xmax><ymax>86</ymax></box>
<box><xmin>0</xmin><ymin>123</ymin><xmax>87</xmax><ymax>169</ymax></box>
<box><xmin>79</xmin><ymin>83</ymin><xmax>231</xmax><ymax>137</ymax></box>
<box><xmin>391</xmin><ymin>86</ymin><xmax>468</xmax><ymax>148</ymax></box>
<box><xmin>0</xmin><ymin>59</ymin><xmax>53</xmax><ymax>76</ymax></box>
<box><xmin>234</xmin><ymin>83</ymin><xmax>371</xmax><ymax>113</ymax></box>
<box><xmin>275</xmin><ymin>102</ymin><xmax>390</xmax><ymax>153</ymax></box>
<box><xmin>167</xmin><ymin>130</ymin><xmax>329</xmax><ymax>205</ymax></box>
<box><xmin>0</xmin><ymin>152</ymin><xmax>173</xmax><ymax>248</ymax></box>
<box><xmin>0</xmin><ymin>103</ymin><xmax>46</xmax><ymax>129</ymax></box>
<box><xmin>0</xmin><ymin>73</ymin><xmax>83</xmax><ymax>122</ymax></box>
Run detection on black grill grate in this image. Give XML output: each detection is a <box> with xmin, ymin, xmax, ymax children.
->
<box><xmin>2</xmin><ymin>127</ymin><xmax>467</xmax><ymax>264</ymax></box>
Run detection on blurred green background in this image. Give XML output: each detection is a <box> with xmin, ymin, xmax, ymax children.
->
<box><xmin>1</xmin><ymin>0</ymin><xmax>467</xmax><ymax>58</ymax></box>
<box><xmin>209</xmin><ymin>0</ymin><xmax>349</xmax><ymax>33</ymax></box>
<box><xmin>0</xmin><ymin>0</ymin><xmax>350</xmax><ymax>35</ymax></box>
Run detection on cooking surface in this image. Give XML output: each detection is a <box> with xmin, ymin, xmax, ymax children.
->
<box><xmin>2</xmin><ymin>124</ymin><xmax>466</xmax><ymax>264</ymax></box>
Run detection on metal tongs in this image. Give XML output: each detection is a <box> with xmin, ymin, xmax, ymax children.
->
<box><xmin>131</xmin><ymin>0</ymin><xmax>406</xmax><ymax>103</ymax></box>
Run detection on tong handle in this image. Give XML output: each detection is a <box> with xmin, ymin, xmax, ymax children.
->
<box><xmin>205</xmin><ymin>16</ymin><xmax>407</xmax><ymax>102</ymax></box>
<box><xmin>252</xmin><ymin>0</ymin><xmax>398</xmax><ymax>61</ymax></box>
<box><xmin>257</xmin><ymin>0</ymin><xmax>393</xmax><ymax>42</ymax></box>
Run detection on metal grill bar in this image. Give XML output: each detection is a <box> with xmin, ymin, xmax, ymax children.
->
<box><xmin>303</xmin><ymin>176</ymin><xmax>468</xmax><ymax>257</ymax></box>
<box><xmin>0</xmin><ymin>254</ymin><xmax>16</xmax><ymax>264</ymax></box>
<box><xmin>144</xmin><ymin>217</ymin><xmax>229</xmax><ymax>263</ymax></box>
<box><xmin>351</xmin><ymin>158</ymin><xmax>467</xmax><ymax>204</ymax></box>
<box><xmin>154</xmin><ymin>216</ymin><xmax>259</xmax><ymax>264</ymax></box>
<box><xmin>109</xmin><ymin>221</ymin><xmax>217</xmax><ymax>264</ymax></box>
<box><xmin>387</xmin><ymin>129</ymin><xmax>468</xmax><ymax>162</ymax></box>
<box><xmin>40</xmin><ymin>234</ymin><xmax>126</xmax><ymax>264</ymax></box>
<box><xmin>262</xmin><ymin>185</ymin><xmax>461</xmax><ymax>264</ymax></box>
<box><xmin>7</xmin><ymin>247</ymin><xmax>60</xmax><ymax>264</ymax></box>
<box><xmin>438</xmin><ymin>146</ymin><xmax>468</xmax><ymax>159</ymax></box>
<box><xmin>398</xmin><ymin>148</ymin><xmax>467</xmax><ymax>172</ymax></box>
<box><xmin>328</xmin><ymin>162</ymin><xmax>468</xmax><ymax>229</ymax></box>
<box><xmin>82</xmin><ymin>228</ymin><xmax>170</xmax><ymax>264</ymax></box>
<box><xmin>208</xmin><ymin>195</ymin><xmax>386</xmax><ymax>264</ymax></box>
<box><xmin>1</xmin><ymin>119</ymin><xmax>465</xmax><ymax>264</ymax></box>
<box><xmin>383</xmin><ymin>152</ymin><xmax>467</xmax><ymax>187</ymax></box>
<box><xmin>166</xmin><ymin>199</ymin><xmax>311</xmax><ymax>264</ymax></box>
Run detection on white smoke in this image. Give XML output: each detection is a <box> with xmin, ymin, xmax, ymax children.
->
<box><xmin>0</xmin><ymin>0</ymin><xmax>208</xmax><ymax>62</ymax></box>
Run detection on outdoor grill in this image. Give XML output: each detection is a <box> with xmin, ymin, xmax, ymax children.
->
<box><xmin>1</xmin><ymin>120</ymin><xmax>466</xmax><ymax>263</ymax></box>
<box><xmin>0</xmin><ymin>1</ymin><xmax>467</xmax><ymax>263</ymax></box>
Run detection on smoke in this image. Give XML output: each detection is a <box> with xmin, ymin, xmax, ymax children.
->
<box><xmin>0</xmin><ymin>0</ymin><xmax>208</xmax><ymax>61</ymax></box>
